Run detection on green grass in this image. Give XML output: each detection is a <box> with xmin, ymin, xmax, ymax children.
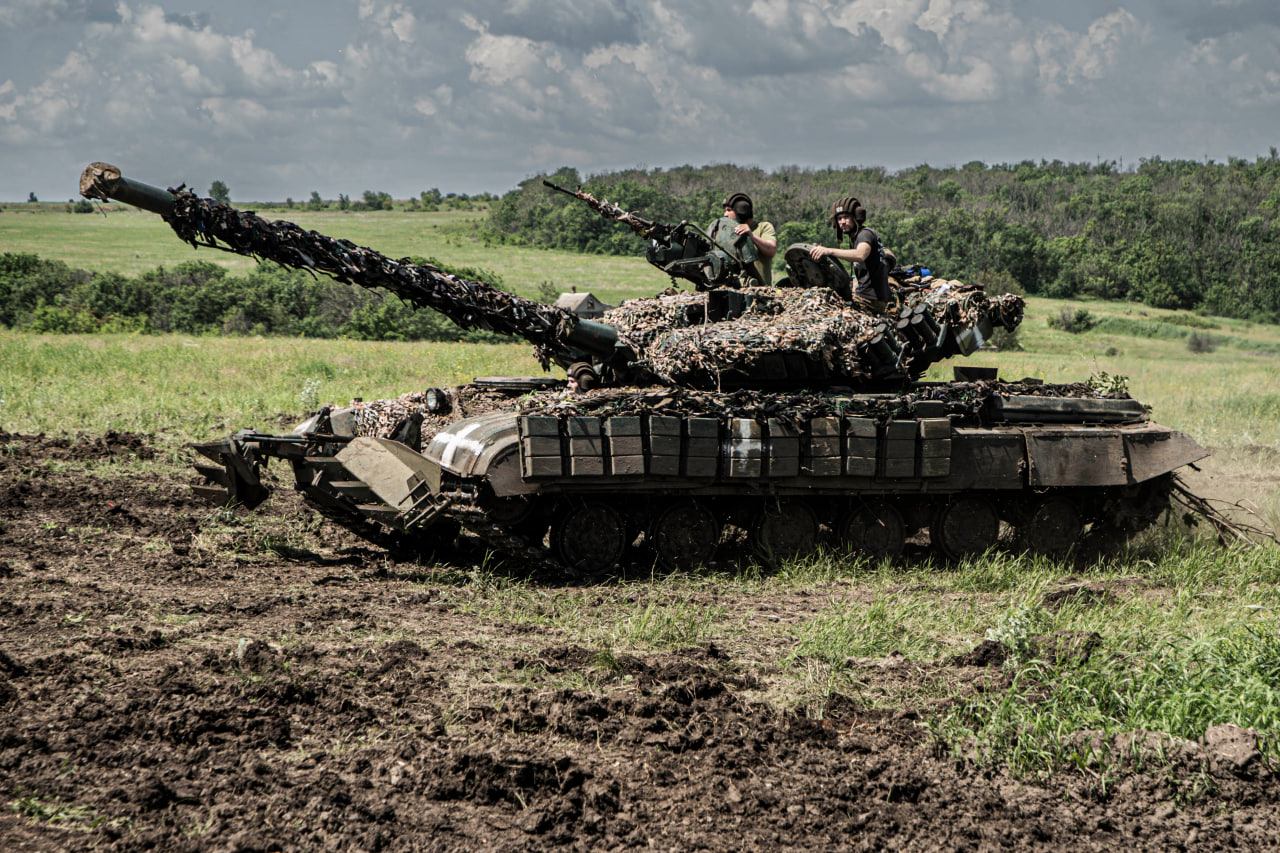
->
<box><xmin>9</xmin><ymin>795</ymin><xmax>126</xmax><ymax>832</ymax></box>
<box><xmin>0</xmin><ymin>332</ymin><xmax>540</xmax><ymax>442</ymax></box>
<box><xmin>773</xmin><ymin>537</ymin><xmax>1280</xmax><ymax>777</ymax></box>
<box><xmin>452</xmin><ymin>574</ymin><xmax>731</xmax><ymax>652</ymax></box>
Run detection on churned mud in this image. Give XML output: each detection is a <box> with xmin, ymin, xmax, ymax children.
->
<box><xmin>1</xmin><ymin>431</ymin><xmax>1277</xmax><ymax>850</ymax></box>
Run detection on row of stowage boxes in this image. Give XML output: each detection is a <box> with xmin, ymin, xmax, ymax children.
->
<box><xmin>517</xmin><ymin>414</ymin><xmax>952</xmax><ymax>480</ymax></box>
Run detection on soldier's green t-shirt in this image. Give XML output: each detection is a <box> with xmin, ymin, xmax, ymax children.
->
<box><xmin>750</xmin><ymin>221</ymin><xmax>776</xmax><ymax>286</ymax></box>
<box><xmin>708</xmin><ymin>219</ymin><xmax>776</xmax><ymax>286</ymax></box>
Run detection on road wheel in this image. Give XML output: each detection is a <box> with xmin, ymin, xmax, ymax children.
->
<box><xmin>551</xmin><ymin>501</ymin><xmax>627</xmax><ymax>573</ymax></box>
<box><xmin>751</xmin><ymin>500</ymin><xmax>818</xmax><ymax>565</ymax></box>
<box><xmin>931</xmin><ymin>496</ymin><xmax>999</xmax><ymax>560</ymax></box>
<box><xmin>1021</xmin><ymin>497</ymin><xmax>1082</xmax><ymax>556</ymax></box>
<box><xmin>649</xmin><ymin>501</ymin><xmax>721</xmax><ymax>570</ymax></box>
<box><xmin>838</xmin><ymin>501</ymin><xmax>906</xmax><ymax>559</ymax></box>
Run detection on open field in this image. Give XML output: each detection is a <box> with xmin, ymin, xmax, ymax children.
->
<box><xmin>3</xmin><ymin>213</ymin><xmax>1280</xmax><ymax>847</ymax></box>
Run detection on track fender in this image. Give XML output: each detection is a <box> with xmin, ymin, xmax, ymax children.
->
<box><xmin>1124</xmin><ymin>427</ymin><xmax>1209</xmax><ymax>483</ymax></box>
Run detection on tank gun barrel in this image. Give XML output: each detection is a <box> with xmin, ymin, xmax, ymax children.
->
<box><xmin>80</xmin><ymin>162</ymin><xmax>620</xmax><ymax>371</ymax></box>
<box><xmin>79</xmin><ymin>162</ymin><xmax>177</xmax><ymax>217</ymax></box>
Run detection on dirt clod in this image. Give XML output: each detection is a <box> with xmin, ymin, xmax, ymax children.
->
<box><xmin>236</xmin><ymin>639</ymin><xmax>277</xmax><ymax>672</ymax></box>
<box><xmin>949</xmin><ymin>639</ymin><xmax>1010</xmax><ymax>667</ymax></box>
<box><xmin>1204</xmin><ymin>724</ymin><xmax>1262</xmax><ymax>775</ymax></box>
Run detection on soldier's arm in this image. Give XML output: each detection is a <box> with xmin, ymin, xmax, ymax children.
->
<box><xmin>733</xmin><ymin>222</ymin><xmax>777</xmax><ymax>259</ymax></box>
<box><xmin>810</xmin><ymin>243</ymin><xmax>870</xmax><ymax>262</ymax></box>
<box><xmin>750</xmin><ymin>225</ymin><xmax>777</xmax><ymax>259</ymax></box>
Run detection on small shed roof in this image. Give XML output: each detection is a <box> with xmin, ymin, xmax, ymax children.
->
<box><xmin>554</xmin><ymin>292</ymin><xmax>611</xmax><ymax>312</ymax></box>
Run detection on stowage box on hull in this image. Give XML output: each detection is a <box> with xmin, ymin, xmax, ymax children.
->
<box><xmin>454</xmin><ymin>411</ymin><xmax>1204</xmax><ymax>498</ymax></box>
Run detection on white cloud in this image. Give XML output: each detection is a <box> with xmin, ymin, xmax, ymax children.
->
<box><xmin>1</xmin><ymin>0</ymin><xmax>1279</xmax><ymax>200</ymax></box>
<box><xmin>465</xmin><ymin>33</ymin><xmax>550</xmax><ymax>86</ymax></box>
<box><xmin>1070</xmin><ymin>9</ymin><xmax>1145</xmax><ymax>81</ymax></box>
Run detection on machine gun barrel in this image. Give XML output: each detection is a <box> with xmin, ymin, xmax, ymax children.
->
<box><xmin>80</xmin><ymin>162</ymin><xmax>619</xmax><ymax>367</ymax></box>
<box><xmin>542</xmin><ymin>180</ymin><xmax>670</xmax><ymax>241</ymax></box>
<box><xmin>543</xmin><ymin>179</ymin><xmax>758</xmax><ymax>291</ymax></box>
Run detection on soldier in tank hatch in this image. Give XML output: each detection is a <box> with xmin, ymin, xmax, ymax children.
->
<box><xmin>709</xmin><ymin>192</ymin><xmax>777</xmax><ymax>286</ymax></box>
<box><xmin>808</xmin><ymin>196</ymin><xmax>892</xmax><ymax>312</ymax></box>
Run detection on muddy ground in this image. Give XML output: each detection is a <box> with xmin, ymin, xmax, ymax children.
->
<box><xmin>1</xmin><ymin>431</ymin><xmax>1277</xmax><ymax>851</ymax></box>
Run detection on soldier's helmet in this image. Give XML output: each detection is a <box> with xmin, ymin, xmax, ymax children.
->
<box><xmin>831</xmin><ymin>196</ymin><xmax>866</xmax><ymax>235</ymax></box>
<box><xmin>723</xmin><ymin>192</ymin><xmax>754</xmax><ymax>222</ymax></box>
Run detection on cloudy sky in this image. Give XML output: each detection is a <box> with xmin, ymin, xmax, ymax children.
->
<box><xmin>1</xmin><ymin>0</ymin><xmax>1277</xmax><ymax>201</ymax></box>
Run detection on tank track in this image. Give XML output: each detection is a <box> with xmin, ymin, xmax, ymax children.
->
<box><xmin>439</xmin><ymin>501</ymin><xmax>564</xmax><ymax>575</ymax></box>
<box><xmin>192</xmin><ymin>439</ymin><xmax>1183</xmax><ymax>571</ymax></box>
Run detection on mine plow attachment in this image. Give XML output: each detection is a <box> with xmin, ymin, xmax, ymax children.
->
<box><xmin>330</xmin><ymin>437</ymin><xmax>447</xmax><ymax>533</ymax></box>
<box><xmin>294</xmin><ymin>436</ymin><xmax>560</xmax><ymax>568</ymax></box>
<box><xmin>190</xmin><ymin>433</ymin><xmax>270</xmax><ymax>509</ymax></box>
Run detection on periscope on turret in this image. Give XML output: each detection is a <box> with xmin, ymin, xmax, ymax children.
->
<box><xmin>80</xmin><ymin>162</ymin><xmax>1210</xmax><ymax>572</ymax></box>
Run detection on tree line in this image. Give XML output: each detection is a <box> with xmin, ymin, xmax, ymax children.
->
<box><xmin>487</xmin><ymin>155</ymin><xmax>1280</xmax><ymax>322</ymax></box>
<box><xmin>204</xmin><ymin>180</ymin><xmax>496</xmax><ymax>212</ymax></box>
<box><xmin>0</xmin><ymin>253</ymin><xmax>506</xmax><ymax>342</ymax></box>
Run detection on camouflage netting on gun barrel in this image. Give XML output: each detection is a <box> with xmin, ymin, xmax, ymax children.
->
<box><xmin>160</xmin><ymin>191</ymin><xmax>574</xmax><ymax>366</ymax></box>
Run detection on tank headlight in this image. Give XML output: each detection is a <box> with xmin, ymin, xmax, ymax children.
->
<box><xmin>425</xmin><ymin>387</ymin><xmax>451</xmax><ymax>415</ymax></box>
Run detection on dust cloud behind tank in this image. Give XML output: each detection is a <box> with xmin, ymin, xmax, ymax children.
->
<box><xmin>80</xmin><ymin>162</ymin><xmax>1210</xmax><ymax>573</ymax></box>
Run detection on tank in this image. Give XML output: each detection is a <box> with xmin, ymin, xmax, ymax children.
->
<box><xmin>80</xmin><ymin>162</ymin><xmax>1209</xmax><ymax>571</ymax></box>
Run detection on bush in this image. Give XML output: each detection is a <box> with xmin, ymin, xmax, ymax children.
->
<box><xmin>1187</xmin><ymin>332</ymin><xmax>1218</xmax><ymax>354</ymax></box>
<box><xmin>0</xmin><ymin>253</ymin><xmax>513</xmax><ymax>341</ymax></box>
<box><xmin>1048</xmin><ymin>308</ymin><xmax>1098</xmax><ymax>333</ymax></box>
<box><xmin>987</xmin><ymin>326</ymin><xmax>1022</xmax><ymax>351</ymax></box>
<box><xmin>26</xmin><ymin>303</ymin><xmax>99</xmax><ymax>334</ymax></box>
<box><xmin>0</xmin><ymin>253</ymin><xmax>92</xmax><ymax>326</ymax></box>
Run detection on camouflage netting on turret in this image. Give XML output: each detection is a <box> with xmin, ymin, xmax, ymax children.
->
<box><xmin>637</xmin><ymin>289</ymin><xmax>886</xmax><ymax>385</ymax></box>
<box><xmin>602</xmin><ymin>284</ymin><xmax>1025</xmax><ymax>387</ymax></box>
<box><xmin>598</xmin><ymin>292</ymin><xmax>708</xmax><ymax>352</ymax></box>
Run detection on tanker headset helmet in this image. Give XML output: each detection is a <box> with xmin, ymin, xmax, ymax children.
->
<box><xmin>831</xmin><ymin>195</ymin><xmax>866</xmax><ymax>243</ymax></box>
<box><xmin>723</xmin><ymin>191</ymin><xmax>754</xmax><ymax>223</ymax></box>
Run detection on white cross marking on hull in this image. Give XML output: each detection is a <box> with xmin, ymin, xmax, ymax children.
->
<box><xmin>434</xmin><ymin>421</ymin><xmax>487</xmax><ymax>469</ymax></box>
